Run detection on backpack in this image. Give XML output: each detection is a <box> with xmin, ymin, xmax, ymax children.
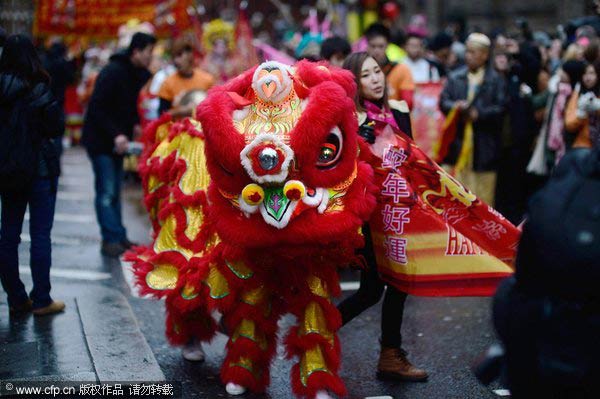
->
<box><xmin>493</xmin><ymin>148</ymin><xmax>600</xmax><ymax>398</ymax></box>
<box><xmin>0</xmin><ymin>92</ymin><xmax>41</xmax><ymax>193</ymax></box>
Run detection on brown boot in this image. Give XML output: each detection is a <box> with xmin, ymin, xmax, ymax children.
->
<box><xmin>33</xmin><ymin>300</ymin><xmax>66</xmax><ymax>316</ymax></box>
<box><xmin>377</xmin><ymin>347</ymin><xmax>428</xmax><ymax>382</ymax></box>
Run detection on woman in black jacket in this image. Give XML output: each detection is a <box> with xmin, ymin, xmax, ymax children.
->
<box><xmin>0</xmin><ymin>35</ymin><xmax>65</xmax><ymax>316</ymax></box>
<box><xmin>337</xmin><ymin>52</ymin><xmax>428</xmax><ymax>382</ymax></box>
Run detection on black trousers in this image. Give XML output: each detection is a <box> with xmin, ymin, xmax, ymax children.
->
<box><xmin>337</xmin><ymin>224</ymin><xmax>407</xmax><ymax>348</ymax></box>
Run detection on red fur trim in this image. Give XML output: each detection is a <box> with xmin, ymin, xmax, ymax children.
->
<box><xmin>196</xmin><ymin>89</ymin><xmax>248</xmax><ymax>192</ymax></box>
<box><xmin>293</xmin><ymin>60</ymin><xmax>356</xmax><ymax>99</ymax></box>
<box><xmin>165</xmin><ymin>305</ymin><xmax>217</xmax><ymax>346</ymax></box>
<box><xmin>227</xmin><ymin>91</ymin><xmax>253</xmax><ymax>107</ymax></box>
<box><xmin>221</xmin><ymin>359</ymin><xmax>267</xmax><ymax>393</ymax></box>
<box><xmin>219</xmin><ymin>66</ymin><xmax>257</xmax><ymax>96</ymax></box>
<box><xmin>222</xmin><ymin>300</ymin><xmax>280</xmax><ymax>338</ymax></box>
<box><xmin>290</xmin><ymin>363</ymin><xmax>347</xmax><ymax>398</ymax></box>
<box><xmin>225</xmin><ymin>335</ymin><xmax>276</xmax><ymax>364</ymax></box>
<box><xmin>290</xmin><ymin>81</ymin><xmax>358</xmax><ymax>188</ymax></box>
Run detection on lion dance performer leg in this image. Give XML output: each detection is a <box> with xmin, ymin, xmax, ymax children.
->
<box><xmin>126</xmin><ymin>60</ymin><xmax>378</xmax><ymax>398</ymax></box>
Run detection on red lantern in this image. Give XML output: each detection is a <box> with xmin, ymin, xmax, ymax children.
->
<box><xmin>382</xmin><ymin>1</ymin><xmax>400</xmax><ymax>20</ymax></box>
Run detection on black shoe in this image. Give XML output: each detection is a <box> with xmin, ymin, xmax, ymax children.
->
<box><xmin>120</xmin><ymin>239</ymin><xmax>138</xmax><ymax>249</ymax></box>
<box><xmin>101</xmin><ymin>241</ymin><xmax>126</xmax><ymax>257</ymax></box>
<box><xmin>9</xmin><ymin>298</ymin><xmax>33</xmax><ymax>315</ymax></box>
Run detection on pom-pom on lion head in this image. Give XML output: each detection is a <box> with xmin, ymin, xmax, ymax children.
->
<box><xmin>196</xmin><ymin>60</ymin><xmax>376</xmax><ymax>248</ymax></box>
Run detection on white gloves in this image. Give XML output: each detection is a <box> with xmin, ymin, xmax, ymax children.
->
<box><xmin>576</xmin><ymin>91</ymin><xmax>600</xmax><ymax>118</ymax></box>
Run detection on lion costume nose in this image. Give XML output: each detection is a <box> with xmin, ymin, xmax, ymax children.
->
<box><xmin>240</xmin><ymin>135</ymin><xmax>294</xmax><ymax>184</ymax></box>
<box><xmin>258</xmin><ymin>147</ymin><xmax>279</xmax><ymax>171</ymax></box>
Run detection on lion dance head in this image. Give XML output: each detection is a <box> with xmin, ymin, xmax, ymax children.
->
<box><xmin>197</xmin><ymin>60</ymin><xmax>376</xmax><ymax>248</ymax></box>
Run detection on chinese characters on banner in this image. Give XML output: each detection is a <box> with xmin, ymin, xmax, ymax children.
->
<box><xmin>369</xmin><ymin>130</ymin><xmax>520</xmax><ymax>297</ymax></box>
<box><xmin>380</xmin><ymin>147</ymin><xmax>411</xmax><ymax>265</ymax></box>
<box><xmin>34</xmin><ymin>0</ymin><xmax>192</xmax><ymax>38</ymax></box>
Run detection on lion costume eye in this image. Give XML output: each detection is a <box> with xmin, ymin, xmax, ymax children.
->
<box><xmin>316</xmin><ymin>127</ymin><xmax>343</xmax><ymax>169</ymax></box>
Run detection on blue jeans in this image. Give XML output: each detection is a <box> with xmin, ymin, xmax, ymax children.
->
<box><xmin>0</xmin><ymin>177</ymin><xmax>58</xmax><ymax>309</ymax></box>
<box><xmin>89</xmin><ymin>154</ymin><xmax>127</xmax><ymax>243</ymax></box>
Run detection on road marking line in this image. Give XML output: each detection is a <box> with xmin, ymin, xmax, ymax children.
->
<box><xmin>493</xmin><ymin>389</ymin><xmax>511</xmax><ymax>396</ymax></box>
<box><xmin>25</xmin><ymin>212</ymin><xmax>95</xmax><ymax>223</ymax></box>
<box><xmin>340</xmin><ymin>281</ymin><xmax>360</xmax><ymax>291</ymax></box>
<box><xmin>57</xmin><ymin>192</ymin><xmax>94</xmax><ymax>201</ymax></box>
<box><xmin>20</xmin><ymin>233</ymin><xmax>82</xmax><ymax>246</ymax></box>
<box><xmin>19</xmin><ymin>266</ymin><xmax>111</xmax><ymax>281</ymax></box>
<box><xmin>60</xmin><ymin>176</ymin><xmax>92</xmax><ymax>185</ymax></box>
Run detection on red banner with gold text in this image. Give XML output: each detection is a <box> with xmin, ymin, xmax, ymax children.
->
<box><xmin>365</xmin><ymin>126</ymin><xmax>518</xmax><ymax>297</ymax></box>
<box><xmin>34</xmin><ymin>0</ymin><xmax>192</xmax><ymax>38</ymax></box>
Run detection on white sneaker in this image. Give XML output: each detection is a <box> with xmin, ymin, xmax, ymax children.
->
<box><xmin>225</xmin><ymin>382</ymin><xmax>246</xmax><ymax>395</ymax></box>
<box><xmin>315</xmin><ymin>390</ymin><xmax>334</xmax><ymax>399</ymax></box>
<box><xmin>181</xmin><ymin>341</ymin><xmax>205</xmax><ymax>362</ymax></box>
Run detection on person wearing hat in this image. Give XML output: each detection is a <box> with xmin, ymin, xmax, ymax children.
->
<box><xmin>439</xmin><ymin>32</ymin><xmax>507</xmax><ymax>206</ymax></box>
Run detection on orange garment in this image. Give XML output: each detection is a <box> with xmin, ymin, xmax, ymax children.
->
<box><xmin>565</xmin><ymin>90</ymin><xmax>593</xmax><ymax>148</ymax></box>
<box><xmin>387</xmin><ymin>63</ymin><xmax>415</xmax><ymax>109</ymax></box>
<box><xmin>158</xmin><ymin>68</ymin><xmax>215</xmax><ymax>103</ymax></box>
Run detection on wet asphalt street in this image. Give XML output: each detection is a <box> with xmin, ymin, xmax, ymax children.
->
<box><xmin>0</xmin><ymin>147</ymin><xmax>503</xmax><ymax>398</ymax></box>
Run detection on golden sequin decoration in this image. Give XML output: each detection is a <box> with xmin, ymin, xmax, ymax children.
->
<box><xmin>233</xmin><ymin>88</ymin><xmax>302</xmax><ymax>144</ymax></box>
<box><xmin>241</xmin><ymin>285</ymin><xmax>266</xmax><ymax>306</ymax></box>
<box><xmin>183</xmin><ymin>206</ymin><xmax>204</xmax><ymax>241</ymax></box>
<box><xmin>148</xmin><ymin>131</ymin><xmax>180</xmax><ymax>163</ymax></box>
<box><xmin>177</xmin><ymin>134</ymin><xmax>211</xmax><ymax>196</ymax></box>
<box><xmin>231</xmin><ymin>319</ymin><xmax>268</xmax><ymax>350</ymax></box>
<box><xmin>146</xmin><ymin>264</ymin><xmax>179</xmax><ymax>290</ymax></box>
<box><xmin>147</xmin><ymin>175</ymin><xmax>163</xmax><ymax>194</ymax></box>
<box><xmin>156</xmin><ymin>121</ymin><xmax>172</xmax><ymax>142</ymax></box>
<box><xmin>300</xmin><ymin>302</ymin><xmax>334</xmax><ymax>344</ymax></box>
<box><xmin>331</xmin><ymin>162</ymin><xmax>358</xmax><ymax>191</ymax></box>
<box><xmin>226</xmin><ymin>260</ymin><xmax>254</xmax><ymax>280</ymax></box>
<box><xmin>307</xmin><ymin>275</ymin><xmax>328</xmax><ymax>298</ymax></box>
<box><xmin>218</xmin><ymin>189</ymin><xmax>240</xmax><ymax>210</ymax></box>
<box><xmin>203</xmin><ymin>266</ymin><xmax>229</xmax><ymax>299</ymax></box>
<box><xmin>181</xmin><ymin>283</ymin><xmax>199</xmax><ymax>300</ymax></box>
<box><xmin>154</xmin><ymin>214</ymin><xmax>193</xmax><ymax>259</ymax></box>
<box><xmin>299</xmin><ymin>346</ymin><xmax>331</xmax><ymax>386</ymax></box>
<box><xmin>229</xmin><ymin>356</ymin><xmax>261</xmax><ymax>380</ymax></box>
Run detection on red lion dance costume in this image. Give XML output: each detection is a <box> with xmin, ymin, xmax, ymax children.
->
<box><xmin>127</xmin><ymin>60</ymin><xmax>377</xmax><ymax>398</ymax></box>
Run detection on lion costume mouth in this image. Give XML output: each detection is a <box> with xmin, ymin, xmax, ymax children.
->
<box><xmin>233</xmin><ymin>182</ymin><xmax>329</xmax><ymax>229</ymax></box>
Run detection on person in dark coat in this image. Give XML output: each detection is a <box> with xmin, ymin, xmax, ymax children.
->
<box><xmin>0</xmin><ymin>35</ymin><xmax>65</xmax><ymax>316</ymax></box>
<box><xmin>82</xmin><ymin>32</ymin><xmax>156</xmax><ymax>257</ymax></box>
<box><xmin>494</xmin><ymin>40</ymin><xmax>542</xmax><ymax>224</ymax></box>
<box><xmin>42</xmin><ymin>40</ymin><xmax>76</xmax><ymax>159</ymax></box>
<box><xmin>439</xmin><ymin>33</ymin><xmax>507</xmax><ymax>206</ymax></box>
<box><xmin>0</xmin><ymin>27</ymin><xmax>6</xmax><ymax>56</ymax></box>
<box><xmin>42</xmin><ymin>41</ymin><xmax>76</xmax><ymax>111</ymax></box>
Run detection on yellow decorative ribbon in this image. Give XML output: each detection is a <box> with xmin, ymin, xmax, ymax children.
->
<box><xmin>454</xmin><ymin>120</ymin><xmax>473</xmax><ymax>175</ymax></box>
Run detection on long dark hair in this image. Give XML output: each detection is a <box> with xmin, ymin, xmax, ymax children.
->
<box><xmin>0</xmin><ymin>34</ymin><xmax>50</xmax><ymax>87</ymax></box>
<box><xmin>342</xmin><ymin>52</ymin><xmax>389</xmax><ymax>112</ymax></box>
